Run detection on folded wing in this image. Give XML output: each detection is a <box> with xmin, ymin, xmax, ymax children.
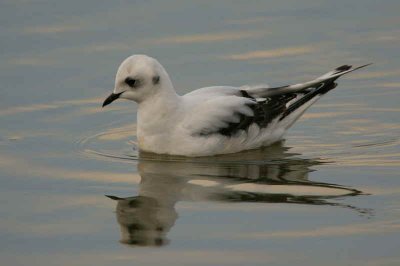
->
<box><xmin>181</xmin><ymin>64</ymin><xmax>371</xmax><ymax>137</ymax></box>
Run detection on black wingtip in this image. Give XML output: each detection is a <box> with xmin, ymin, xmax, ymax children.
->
<box><xmin>333</xmin><ymin>63</ymin><xmax>372</xmax><ymax>76</ymax></box>
<box><xmin>335</xmin><ymin>65</ymin><xmax>352</xmax><ymax>72</ymax></box>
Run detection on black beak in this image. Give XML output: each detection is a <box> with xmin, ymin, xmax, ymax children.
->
<box><xmin>102</xmin><ymin>92</ymin><xmax>122</xmax><ymax>107</ymax></box>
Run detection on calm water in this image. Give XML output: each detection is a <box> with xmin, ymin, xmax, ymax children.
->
<box><xmin>1</xmin><ymin>1</ymin><xmax>400</xmax><ymax>265</ymax></box>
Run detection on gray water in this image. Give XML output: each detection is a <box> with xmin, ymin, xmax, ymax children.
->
<box><xmin>1</xmin><ymin>1</ymin><xmax>400</xmax><ymax>265</ymax></box>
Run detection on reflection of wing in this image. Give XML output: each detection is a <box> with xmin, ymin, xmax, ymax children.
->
<box><xmin>138</xmin><ymin>148</ymin><xmax>369</xmax><ymax>212</ymax></box>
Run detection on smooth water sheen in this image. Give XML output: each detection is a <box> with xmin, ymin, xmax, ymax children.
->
<box><xmin>1</xmin><ymin>1</ymin><xmax>400</xmax><ymax>265</ymax></box>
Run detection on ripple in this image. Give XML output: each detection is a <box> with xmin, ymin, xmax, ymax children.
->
<box><xmin>77</xmin><ymin>124</ymin><xmax>139</xmax><ymax>162</ymax></box>
<box><xmin>77</xmin><ymin>114</ymin><xmax>400</xmax><ymax>167</ymax></box>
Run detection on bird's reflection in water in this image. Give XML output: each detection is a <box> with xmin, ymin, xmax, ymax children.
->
<box><xmin>106</xmin><ymin>195</ymin><xmax>176</xmax><ymax>246</ymax></box>
<box><xmin>106</xmin><ymin>142</ymin><xmax>369</xmax><ymax>246</ymax></box>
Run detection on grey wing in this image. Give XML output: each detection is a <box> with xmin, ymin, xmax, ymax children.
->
<box><xmin>195</xmin><ymin>82</ymin><xmax>338</xmax><ymax>137</ymax></box>
<box><xmin>187</xmin><ymin>64</ymin><xmax>371</xmax><ymax>137</ymax></box>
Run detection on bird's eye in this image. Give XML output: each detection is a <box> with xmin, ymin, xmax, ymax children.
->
<box><xmin>125</xmin><ymin>77</ymin><xmax>137</xmax><ymax>88</ymax></box>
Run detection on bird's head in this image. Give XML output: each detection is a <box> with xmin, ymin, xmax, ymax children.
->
<box><xmin>103</xmin><ymin>55</ymin><xmax>172</xmax><ymax>107</ymax></box>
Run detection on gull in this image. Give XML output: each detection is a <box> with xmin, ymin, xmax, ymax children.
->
<box><xmin>102</xmin><ymin>54</ymin><xmax>370</xmax><ymax>156</ymax></box>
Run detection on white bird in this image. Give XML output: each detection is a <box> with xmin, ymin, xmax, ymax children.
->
<box><xmin>102</xmin><ymin>54</ymin><xmax>370</xmax><ymax>156</ymax></box>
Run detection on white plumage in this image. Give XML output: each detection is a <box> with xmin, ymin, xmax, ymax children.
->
<box><xmin>102</xmin><ymin>55</ymin><xmax>369</xmax><ymax>156</ymax></box>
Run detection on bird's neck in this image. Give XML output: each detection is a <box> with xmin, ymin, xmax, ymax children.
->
<box><xmin>137</xmin><ymin>84</ymin><xmax>181</xmax><ymax>138</ymax></box>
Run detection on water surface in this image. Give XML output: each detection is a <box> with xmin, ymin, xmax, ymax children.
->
<box><xmin>1</xmin><ymin>0</ymin><xmax>400</xmax><ymax>265</ymax></box>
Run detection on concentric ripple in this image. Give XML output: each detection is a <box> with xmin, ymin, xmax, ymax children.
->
<box><xmin>77</xmin><ymin>112</ymin><xmax>400</xmax><ymax>167</ymax></box>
